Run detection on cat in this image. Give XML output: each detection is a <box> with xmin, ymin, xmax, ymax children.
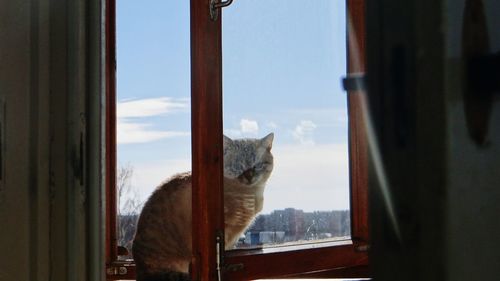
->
<box><xmin>132</xmin><ymin>133</ymin><xmax>274</xmax><ymax>281</ymax></box>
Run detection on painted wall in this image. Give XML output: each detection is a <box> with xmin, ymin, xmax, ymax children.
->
<box><xmin>0</xmin><ymin>1</ymin><xmax>104</xmax><ymax>280</ymax></box>
<box><xmin>0</xmin><ymin>1</ymin><xmax>35</xmax><ymax>280</ymax></box>
<box><xmin>367</xmin><ymin>0</ymin><xmax>500</xmax><ymax>280</ymax></box>
<box><xmin>445</xmin><ymin>0</ymin><xmax>500</xmax><ymax>279</ymax></box>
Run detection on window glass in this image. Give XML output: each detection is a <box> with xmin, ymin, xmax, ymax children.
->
<box><xmin>115</xmin><ymin>0</ymin><xmax>191</xmax><ymax>260</ymax></box>
<box><xmin>222</xmin><ymin>0</ymin><xmax>350</xmax><ymax>248</ymax></box>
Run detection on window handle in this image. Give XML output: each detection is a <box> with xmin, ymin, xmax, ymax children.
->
<box><xmin>210</xmin><ymin>0</ymin><xmax>234</xmax><ymax>21</ymax></box>
<box><xmin>342</xmin><ymin>72</ymin><xmax>366</xmax><ymax>92</ymax></box>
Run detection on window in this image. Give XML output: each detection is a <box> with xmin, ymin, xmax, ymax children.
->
<box><xmin>105</xmin><ymin>0</ymin><xmax>368</xmax><ymax>279</ymax></box>
<box><xmin>224</xmin><ymin>0</ymin><xmax>351</xmax><ymax>249</ymax></box>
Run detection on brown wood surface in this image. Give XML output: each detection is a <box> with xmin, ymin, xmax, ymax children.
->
<box><xmin>106</xmin><ymin>259</ymin><xmax>369</xmax><ymax>280</ymax></box>
<box><xmin>105</xmin><ymin>0</ymin><xmax>369</xmax><ymax>280</ymax></box>
<box><xmin>224</xmin><ymin>242</ymin><xmax>369</xmax><ymax>280</ymax></box>
<box><xmin>347</xmin><ymin>0</ymin><xmax>370</xmax><ymax>246</ymax></box>
<box><xmin>285</xmin><ymin>264</ymin><xmax>370</xmax><ymax>279</ymax></box>
<box><xmin>105</xmin><ymin>0</ymin><xmax>118</xmax><ymax>268</ymax></box>
<box><xmin>190</xmin><ymin>0</ymin><xmax>225</xmax><ymax>280</ymax></box>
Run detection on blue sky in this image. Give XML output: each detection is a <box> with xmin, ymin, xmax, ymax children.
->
<box><xmin>117</xmin><ymin>0</ymin><xmax>349</xmax><ymax>213</ymax></box>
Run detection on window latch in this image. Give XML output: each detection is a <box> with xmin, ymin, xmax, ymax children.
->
<box><xmin>210</xmin><ymin>0</ymin><xmax>234</xmax><ymax>21</ymax></box>
<box><xmin>215</xmin><ymin>230</ymin><xmax>224</xmax><ymax>281</ymax></box>
<box><xmin>342</xmin><ymin>72</ymin><xmax>366</xmax><ymax>92</ymax></box>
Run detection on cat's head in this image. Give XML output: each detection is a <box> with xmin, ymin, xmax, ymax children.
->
<box><xmin>223</xmin><ymin>133</ymin><xmax>274</xmax><ymax>187</ymax></box>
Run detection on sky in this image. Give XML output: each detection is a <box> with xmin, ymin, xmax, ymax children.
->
<box><xmin>116</xmin><ymin>0</ymin><xmax>349</xmax><ymax>213</ymax></box>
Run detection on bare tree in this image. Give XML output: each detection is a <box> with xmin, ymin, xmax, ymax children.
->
<box><xmin>117</xmin><ymin>163</ymin><xmax>144</xmax><ymax>215</ymax></box>
<box><xmin>116</xmin><ymin>163</ymin><xmax>143</xmax><ymax>259</ymax></box>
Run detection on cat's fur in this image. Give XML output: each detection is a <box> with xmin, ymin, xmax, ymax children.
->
<box><xmin>132</xmin><ymin>133</ymin><xmax>274</xmax><ymax>281</ymax></box>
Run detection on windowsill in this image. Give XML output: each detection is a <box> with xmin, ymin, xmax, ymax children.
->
<box><xmin>226</xmin><ymin>238</ymin><xmax>353</xmax><ymax>257</ymax></box>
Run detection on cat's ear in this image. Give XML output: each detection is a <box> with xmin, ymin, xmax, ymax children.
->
<box><xmin>261</xmin><ymin>133</ymin><xmax>274</xmax><ymax>150</ymax></box>
<box><xmin>223</xmin><ymin>135</ymin><xmax>233</xmax><ymax>147</ymax></box>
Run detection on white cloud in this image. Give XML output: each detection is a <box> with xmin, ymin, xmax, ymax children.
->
<box><xmin>117</xmin><ymin>97</ymin><xmax>188</xmax><ymax>118</ymax></box>
<box><xmin>240</xmin><ymin>119</ymin><xmax>259</xmax><ymax>135</ymax></box>
<box><xmin>223</xmin><ymin>129</ymin><xmax>242</xmax><ymax>138</ymax></box>
<box><xmin>225</xmin><ymin>118</ymin><xmax>260</xmax><ymax>138</ymax></box>
<box><xmin>292</xmin><ymin>120</ymin><xmax>317</xmax><ymax>145</ymax></box>
<box><xmin>127</xmin><ymin>143</ymin><xmax>350</xmax><ymax>213</ymax></box>
<box><xmin>116</xmin><ymin>97</ymin><xmax>190</xmax><ymax>144</ymax></box>
<box><xmin>117</xmin><ymin>120</ymin><xmax>190</xmax><ymax>144</ymax></box>
<box><xmin>266</xmin><ymin>121</ymin><xmax>278</xmax><ymax>129</ymax></box>
<box><xmin>283</xmin><ymin>108</ymin><xmax>349</xmax><ymax>130</ymax></box>
<box><xmin>262</xmin><ymin>143</ymin><xmax>350</xmax><ymax>213</ymax></box>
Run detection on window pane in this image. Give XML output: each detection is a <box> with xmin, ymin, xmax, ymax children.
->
<box><xmin>115</xmin><ymin>0</ymin><xmax>191</xmax><ymax>260</ymax></box>
<box><xmin>222</xmin><ymin>0</ymin><xmax>350</xmax><ymax>248</ymax></box>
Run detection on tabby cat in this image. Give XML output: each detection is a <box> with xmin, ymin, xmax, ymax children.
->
<box><xmin>132</xmin><ymin>133</ymin><xmax>274</xmax><ymax>281</ymax></box>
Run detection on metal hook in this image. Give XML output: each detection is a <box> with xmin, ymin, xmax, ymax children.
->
<box><xmin>210</xmin><ymin>0</ymin><xmax>234</xmax><ymax>21</ymax></box>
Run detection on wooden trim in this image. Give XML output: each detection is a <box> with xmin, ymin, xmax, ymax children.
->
<box><xmin>221</xmin><ymin>0</ymin><xmax>370</xmax><ymax>279</ymax></box>
<box><xmin>105</xmin><ymin>0</ymin><xmax>117</xmax><ymax>268</ymax></box>
<box><xmin>104</xmin><ymin>0</ymin><xmax>369</xmax><ymax>280</ymax></box>
<box><xmin>103</xmin><ymin>260</ymin><xmax>370</xmax><ymax>280</ymax></box>
<box><xmin>284</xmin><ymin>264</ymin><xmax>370</xmax><ymax>279</ymax></box>
<box><xmin>103</xmin><ymin>260</ymin><xmax>370</xmax><ymax>281</ymax></box>
<box><xmin>190</xmin><ymin>0</ymin><xmax>225</xmax><ymax>280</ymax></box>
<box><xmin>347</xmin><ymin>0</ymin><xmax>366</xmax><ymax>73</ymax></box>
<box><xmin>347</xmin><ymin>0</ymin><xmax>370</xmax><ymax>245</ymax></box>
<box><xmin>224</xmin><ymin>242</ymin><xmax>368</xmax><ymax>280</ymax></box>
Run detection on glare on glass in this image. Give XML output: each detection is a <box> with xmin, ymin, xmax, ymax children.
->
<box><xmin>115</xmin><ymin>1</ymin><xmax>192</xmax><ymax>260</ymax></box>
<box><xmin>222</xmin><ymin>0</ymin><xmax>350</xmax><ymax>248</ymax></box>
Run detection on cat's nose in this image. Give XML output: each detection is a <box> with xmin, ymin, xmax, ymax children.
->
<box><xmin>242</xmin><ymin>168</ymin><xmax>255</xmax><ymax>182</ymax></box>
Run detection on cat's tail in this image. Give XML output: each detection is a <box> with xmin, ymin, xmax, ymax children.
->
<box><xmin>139</xmin><ymin>271</ymin><xmax>191</xmax><ymax>281</ymax></box>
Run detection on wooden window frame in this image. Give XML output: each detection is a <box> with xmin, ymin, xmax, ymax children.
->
<box><xmin>105</xmin><ymin>0</ymin><xmax>369</xmax><ymax>279</ymax></box>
